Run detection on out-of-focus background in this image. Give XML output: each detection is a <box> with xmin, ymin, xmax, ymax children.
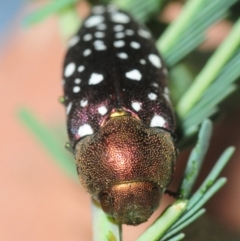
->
<box><xmin>1</xmin><ymin>1</ymin><xmax>240</xmax><ymax>240</ymax></box>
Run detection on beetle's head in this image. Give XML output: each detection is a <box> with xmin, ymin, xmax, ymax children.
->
<box><xmin>99</xmin><ymin>181</ymin><xmax>162</xmax><ymax>225</ymax></box>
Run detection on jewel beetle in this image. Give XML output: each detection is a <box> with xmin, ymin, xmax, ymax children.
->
<box><xmin>62</xmin><ymin>5</ymin><xmax>177</xmax><ymax>225</ymax></box>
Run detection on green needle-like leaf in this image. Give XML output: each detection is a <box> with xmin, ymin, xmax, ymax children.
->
<box><xmin>179</xmin><ymin>120</ymin><xmax>212</xmax><ymax>198</ymax></box>
<box><xmin>187</xmin><ymin>147</ymin><xmax>235</xmax><ymax>210</ymax></box>
<box><xmin>165</xmin><ymin>233</ymin><xmax>185</xmax><ymax>241</ymax></box>
<box><xmin>58</xmin><ymin>6</ymin><xmax>81</xmax><ymax>39</ymax></box>
<box><xmin>17</xmin><ymin>108</ymin><xmax>78</xmax><ymax>179</ymax></box>
<box><xmin>136</xmin><ymin>200</ymin><xmax>188</xmax><ymax>241</ymax></box>
<box><xmin>157</xmin><ymin>0</ymin><xmax>206</xmax><ymax>54</ymax></box>
<box><xmin>161</xmin><ymin>209</ymin><xmax>206</xmax><ymax>241</ymax></box>
<box><xmin>171</xmin><ymin>177</ymin><xmax>227</xmax><ymax>232</ymax></box>
<box><xmin>177</xmin><ymin>17</ymin><xmax>240</xmax><ymax>118</ymax></box>
<box><xmin>23</xmin><ymin>0</ymin><xmax>79</xmax><ymax>27</ymax></box>
<box><xmin>113</xmin><ymin>0</ymin><xmax>164</xmax><ymax>23</ymax></box>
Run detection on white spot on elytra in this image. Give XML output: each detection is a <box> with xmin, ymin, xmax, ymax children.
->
<box><xmin>74</xmin><ymin>78</ymin><xmax>81</xmax><ymax>84</ymax></box>
<box><xmin>138</xmin><ymin>29</ymin><xmax>151</xmax><ymax>39</ymax></box>
<box><xmin>78</xmin><ymin>65</ymin><xmax>85</xmax><ymax>72</ymax></box>
<box><xmin>68</xmin><ymin>36</ymin><xmax>80</xmax><ymax>47</ymax></box>
<box><xmin>115</xmin><ymin>32</ymin><xmax>125</xmax><ymax>39</ymax></box>
<box><xmin>163</xmin><ymin>68</ymin><xmax>168</xmax><ymax>75</ymax></box>
<box><xmin>89</xmin><ymin>73</ymin><xmax>104</xmax><ymax>85</ymax></box>
<box><xmin>117</xmin><ymin>52</ymin><xmax>128</xmax><ymax>59</ymax></box>
<box><xmin>114</xmin><ymin>40</ymin><xmax>125</xmax><ymax>48</ymax></box>
<box><xmin>73</xmin><ymin>86</ymin><xmax>81</xmax><ymax>93</ymax></box>
<box><xmin>164</xmin><ymin>94</ymin><xmax>171</xmax><ymax>103</ymax></box>
<box><xmin>97</xmin><ymin>23</ymin><xmax>106</xmax><ymax>30</ymax></box>
<box><xmin>98</xmin><ymin>106</ymin><xmax>108</xmax><ymax>115</ymax></box>
<box><xmin>131</xmin><ymin>101</ymin><xmax>141</xmax><ymax>111</ymax></box>
<box><xmin>83</xmin><ymin>34</ymin><xmax>92</xmax><ymax>41</ymax></box>
<box><xmin>164</xmin><ymin>87</ymin><xmax>169</xmax><ymax>94</ymax></box>
<box><xmin>114</xmin><ymin>25</ymin><xmax>124</xmax><ymax>32</ymax></box>
<box><xmin>130</xmin><ymin>41</ymin><xmax>140</xmax><ymax>49</ymax></box>
<box><xmin>140</xmin><ymin>59</ymin><xmax>146</xmax><ymax>65</ymax></box>
<box><xmin>64</xmin><ymin>63</ymin><xmax>76</xmax><ymax>77</ymax></box>
<box><xmin>83</xmin><ymin>49</ymin><xmax>92</xmax><ymax>56</ymax></box>
<box><xmin>78</xmin><ymin>124</ymin><xmax>94</xmax><ymax>137</ymax></box>
<box><xmin>164</xmin><ymin>87</ymin><xmax>171</xmax><ymax>102</ymax></box>
<box><xmin>150</xmin><ymin>115</ymin><xmax>166</xmax><ymax>127</ymax></box>
<box><xmin>94</xmin><ymin>40</ymin><xmax>107</xmax><ymax>51</ymax></box>
<box><xmin>111</xmin><ymin>12</ymin><xmax>130</xmax><ymax>24</ymax></box>
<box><xmin>66</xmin><ymin>102</ymin><xmax>72</xmax><ymax>115</ymax></box>
<box><xmin>125</xmin><ymin>29</ymin><xmax>134</xmax><ymax>36</ymax></box>
<box><xmin>92</xmin><ymin>5</ymin><xmax>105</xmax><ymax>14</ymax></box>
<box><xmin>148</xmin><ymin>92</ymin><xmax>157</xmax><ymax>100</ymax></box>
<box><xmin>80</xmin><ymin>99</ymin><xmax>88</xmax><ymax>107</ymax></box>
<box><xmin>151</xmin><ymin>83</ymin><xmax>159</xmax><ymax>88</ymax></box>
<box><xmin>126</xmin><ymin>69</ymin><xmax>142</xmax><ymax>81</ymax></box>
<box><xmin>85</xmin><ymin>15</ymin><xmax>104</xmax><ymax>28</ymax></box>
<box><xmin>148</xmin><ymin>54</ymin><xmax>162</xmax><ymax>68</ymax></box>
<box><xmin>95</xmin><ymin>31</ymin><xmax>105</xmax><ymax>38</ymax></box>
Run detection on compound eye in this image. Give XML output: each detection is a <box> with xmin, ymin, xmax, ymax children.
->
<box><xmin>99</xmin><ymin>192</ymin><xmax>113</xmax><ymax>216</ymax></box>
<box><xmin>151</xmin><ymin>186</ymin><xmax>162</xmax><ymax>211</ymax></box>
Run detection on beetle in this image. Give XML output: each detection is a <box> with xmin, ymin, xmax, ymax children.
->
<box><xmin>62</xmin><ymin>5</ymin><xmax>177</xmax><ymax>225</ymax></box>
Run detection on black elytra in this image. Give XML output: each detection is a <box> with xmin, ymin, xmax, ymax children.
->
<box><xmin>63</xmin><ymin>5</ymin><xmax>175</xmax><ymax>147</ymax></box>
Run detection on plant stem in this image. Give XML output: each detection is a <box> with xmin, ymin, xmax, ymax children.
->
<box><xmin>91</xmin><ymin>199</ymin><xmax>122</xmax><ymax>241</ymax></box>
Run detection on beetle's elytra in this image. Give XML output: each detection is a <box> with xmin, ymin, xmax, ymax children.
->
<box><xmin>62</xmin><ymin>5</ymin><xmax>177</xmax><ymax>225</ymax></box>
